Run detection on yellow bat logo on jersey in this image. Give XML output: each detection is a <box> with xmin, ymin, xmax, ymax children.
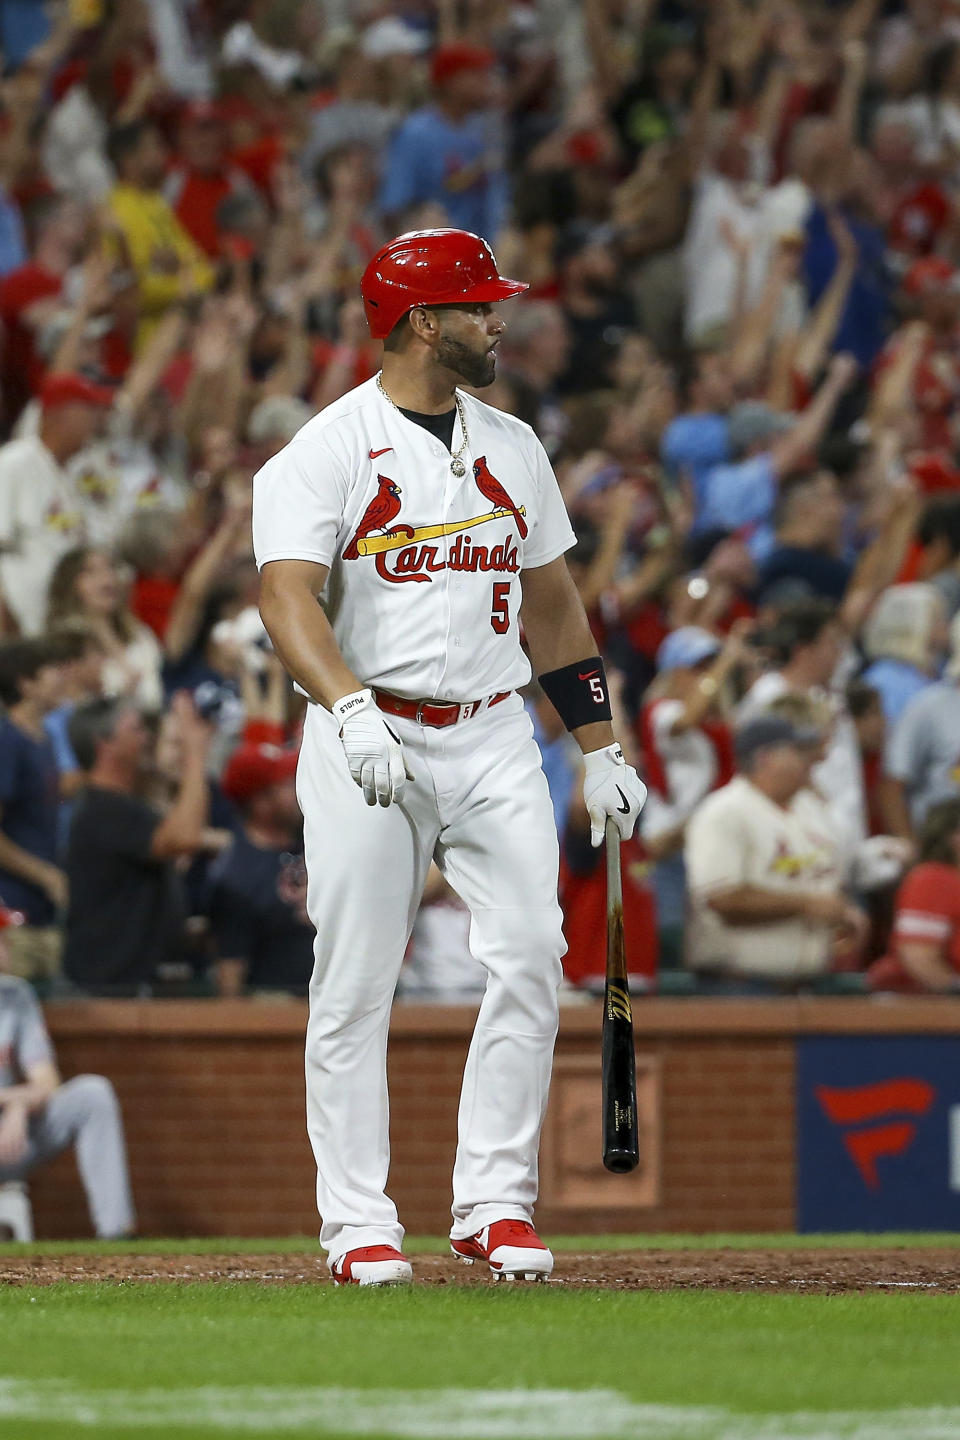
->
<box><xmin>356</xmin><ymin>506</ymin><xmax>523</xmax><ymax>555</ymax></box>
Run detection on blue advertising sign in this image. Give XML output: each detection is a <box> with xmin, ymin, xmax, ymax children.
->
<box><xmin>796</xmin><ymin>1037</ymin><xmax>960</xmax><ymax>1232</ymax></box>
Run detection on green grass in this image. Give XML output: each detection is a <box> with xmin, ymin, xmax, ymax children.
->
<box><xmin>1</xmin><ymin>1230</ymin><xmax>959</xmax><ymax>1257</ymax></box>
<box><xmin>2</xmin><ymin>1235</ymin><xmax>959</xmax><ymax>1437</ymax></box>
<box><xmin>0</xmin><ymin>1283</ymin><xmax>959</xmax><ymax>1439</ymax></box>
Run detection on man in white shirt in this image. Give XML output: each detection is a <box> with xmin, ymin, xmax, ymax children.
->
<box><xmin>685</xmin><ymin>714</ymin><xmax>866</xmax><ymax>987</ymax></box>
<box><xmin>0</xmin><ymin>373</ymin><xmax>112</xmax><ymax>634</ymax></box>
<box><xmin>738</xmin><ymin>597</ymin><xmax>867</xmax><ymax>861</ymax></box>
<box><xmin>682</xmin><ymin>122</ymin><xmax>811</xmax><ymax>344</ymax></box>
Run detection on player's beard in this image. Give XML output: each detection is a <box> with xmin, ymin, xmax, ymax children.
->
<box><xmin>436</xmin><ymin>335</ymin><xmax>497</xmax><ymax>388</ymax></box>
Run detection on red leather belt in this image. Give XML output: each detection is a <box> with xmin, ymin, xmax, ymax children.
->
<box><xmin>374</xmin><ymin>688</ymin><xmax>511</xmax><ymax>728</ymax></box>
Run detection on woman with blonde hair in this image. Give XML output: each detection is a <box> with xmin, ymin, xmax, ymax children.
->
<box><xmin>862</xmin><ymin>583</ymin><xmax>948</xmax><ymax>725</ymax></box>
<box><xmin>46</xmin><ymin>547</ymin><xmax>163</xmax><ymax>713</ymax></box>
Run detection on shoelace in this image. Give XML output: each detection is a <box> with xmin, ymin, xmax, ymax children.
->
<box><xmin>495</xmin><ymin>1220</ymin><xmax>538</xmax><ymax>1244</ymax></box>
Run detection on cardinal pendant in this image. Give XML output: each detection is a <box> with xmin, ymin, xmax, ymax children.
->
<box><xmin>450</xmin><ymin>457</ymin><xmax>466</xmax><ymax>477</ymax></box>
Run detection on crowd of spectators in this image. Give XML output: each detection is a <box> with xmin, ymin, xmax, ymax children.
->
<box><xmin>1</xmin><ymin>0</ymin><xmax>960</xmax><ymax>999</ymax></box>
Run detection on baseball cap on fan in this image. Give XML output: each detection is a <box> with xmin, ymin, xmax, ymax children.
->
<box><xmin>727</xmin><ymin>401</ymin><xmax>792</xmax><ymax>458</ymax></box>
<box><xmin>430</xmin><ymin>42</ymin><xmax>495</xmax><ymax>87</ymax></box>
<box><xmin>39</xmin><ymin>372</ymin><xmax>115</xmax><ymax>410</ymax></box>
<box><xmin>733</xmin><ymin>714</ymin><xmax>823</xmax><ymax>768</ymax></box>
<box><xmin>220</xmin><ymin>743</ymin><xmax>299</xmax><ymax>805</ymax></box>
<box><xmin>655</xmin><ymin>627</ymin><xmax>721</xmax><ymax>672</ymax></box>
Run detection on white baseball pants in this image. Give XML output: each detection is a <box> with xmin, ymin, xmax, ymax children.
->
<box><xmin>297</xmin><ymin>693</ymin><xmax>565</xmax><ymax>1266</ymax></box>
<box><xmin>0</xmin><ymin>1074</ymin><xmax>135</xmax><ymax>1238</ymax></box>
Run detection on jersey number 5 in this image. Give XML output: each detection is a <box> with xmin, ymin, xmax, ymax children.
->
<box><xmin>490</xmin><ymin>581</ymin><xmax>510</xmax><ymax>635</ymax></box>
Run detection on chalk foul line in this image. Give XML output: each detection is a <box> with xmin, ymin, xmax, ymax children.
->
<box><xmin>1</xmin><ymin>1382</ymin><xmax>960</xmax><ymax>1439</ymax></box>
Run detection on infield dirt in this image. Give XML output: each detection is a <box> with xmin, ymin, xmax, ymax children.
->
<box><xmin>2</xmin><ymin>1248</ymin><xmax>959</xmax><ymax>1291</ymax></box>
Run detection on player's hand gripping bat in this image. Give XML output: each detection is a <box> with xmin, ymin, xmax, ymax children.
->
<box><xmin>602</xmin><ymin>817</ymin><xmax>640</xmax><ymax>1173</ymax></box>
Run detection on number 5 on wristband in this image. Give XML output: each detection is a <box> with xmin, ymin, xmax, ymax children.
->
<box><xmin>538</xmin><ymin>656</ymin><xmax>612</xmax><ymax>732</ymax></box>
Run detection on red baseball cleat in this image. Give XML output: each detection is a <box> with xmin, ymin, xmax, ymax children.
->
<box><xmin>331</xmin><ymin>1245</ymin><xmax>413</xmax><ymax>1287</ymax></box>
<box><xmin>451</xmin><ymin>1219</ymin><xmax>553</xmax><ymax>1282</ymax></box>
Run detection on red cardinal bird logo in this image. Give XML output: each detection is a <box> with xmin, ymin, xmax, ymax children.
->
<box><xmin>472</xmin><ymin>456</ymin><xmax>528</xmax><ymax>539</ymax></box>
<box><xmin>343</xmin><ymin>474</ymin><xmax>413</xmax><ymax>560</ymax></box>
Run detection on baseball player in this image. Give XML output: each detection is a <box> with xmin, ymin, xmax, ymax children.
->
<box><xmin>0</xmin><ymin>910</ymin><xmax>135</xmax><ymax>1238</ymax></box>
<box><xmin>254</xmin><ymin>229</ymin><xmax>646</xmax><ymax>1286</ymax></box>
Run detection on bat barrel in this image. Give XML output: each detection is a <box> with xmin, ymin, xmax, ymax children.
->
<box><xmin>601</xmin><ymin>1014</ymin><xmax>640</xmax><ymax>1173</ymax></box>
<box><xmin>602</xmin><ymin>818</ymin><xmax>640</xmax><ymax>1174</ymax></box>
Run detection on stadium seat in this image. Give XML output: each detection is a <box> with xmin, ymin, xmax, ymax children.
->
<box><xmin>811</xmin><ymin>973</ymin><xmax>869</xmax><ymax>996</ymax></box>
<box><xmin>656</xmin><ymin>971</ymin><xmax>698</xmax><ymax>997</ymax></box>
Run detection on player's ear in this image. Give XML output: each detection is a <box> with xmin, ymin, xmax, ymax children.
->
<box><xmin>408</xmin><ymin>306</ymin><xmax>440</xmax><ymax>342</ymax></box>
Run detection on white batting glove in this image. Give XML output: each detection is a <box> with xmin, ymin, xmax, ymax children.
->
<box><xmin>332</xmin><ymin>688</ymin><xmax>407</xmax><ymax>807</ymax></box>
<box><xmin>582</xmin><ymin>743</ymin><xmax>647</xmax><ymax>848</ymax></box>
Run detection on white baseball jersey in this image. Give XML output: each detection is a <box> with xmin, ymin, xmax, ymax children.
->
<box><xmin>639</xmin><ymin>697</ymin><xmax>720</xmax><ymax>843</ymax></box>
<box><xmin>0</xmin><ymin>435</ymin><xmax>86</xmax><ymax>635</ymax></box>
<box><xmin>252</xmin><ymin>377</ymin><xmax>576</xmax><ymax>700</ymax></box>
<box><xmin>685</xmin><ymin>775</ymin><xmax>842</xmax><ymax>978</ymax></box>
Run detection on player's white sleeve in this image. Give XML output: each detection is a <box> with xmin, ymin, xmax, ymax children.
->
<box><xmin>522</xmin><ymin>435</ymin><xmax>577</xmax><ymax>568</ymax></box>
<box><xmin>252</xmin><ymin>438</ymin><xmax>348</xmax><ymax>571</ymax></box>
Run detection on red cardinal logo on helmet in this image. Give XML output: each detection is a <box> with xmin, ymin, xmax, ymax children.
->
<box><xmin>343</xmin><ymin>475</ymin><xmax>413</xmax><ymax>560</ymax></box>
<box><xmin>472</xmin><ymin>456</ymin><xmax>528</xmax><ymax>540</ymax></box>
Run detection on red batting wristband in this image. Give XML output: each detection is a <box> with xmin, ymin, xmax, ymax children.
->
<box><xmin>538</xmin><ymin>656</ymin><xmax>612</xmax><ymax>731</ymax></box>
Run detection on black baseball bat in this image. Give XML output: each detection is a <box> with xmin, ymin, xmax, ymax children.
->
<box><xmin>601</xmin><ymin>817</ymin><xmax>640</xmax><ymax>1173</ymax></box>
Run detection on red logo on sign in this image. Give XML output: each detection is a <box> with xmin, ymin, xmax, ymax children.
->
<box><xmin>815</xmin><ymin>1079</ymin><xmax>936</xmax><ymax>1189</ymax></box>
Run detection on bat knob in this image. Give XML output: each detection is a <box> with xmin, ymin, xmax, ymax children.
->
<box><xmin>603</xmin><ymin>1151</ymin><xmax>640</xmax><ymax>1175</ymax></box>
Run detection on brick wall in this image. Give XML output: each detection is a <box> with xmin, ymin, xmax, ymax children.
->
<box><xmin>28</xmin><ymin>997</ymin><xmax>959</xmax><ymax>1239</ymax></box>
<box><xmin>545</xmin><ymin>1036</ymin><xmax>797</xmax><ymax>1233</ymax></box>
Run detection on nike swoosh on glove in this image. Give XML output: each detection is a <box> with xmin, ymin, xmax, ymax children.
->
<box><xmin>582</xmin><ymin>742</ymin><xmax>647</xmax><ymax>847</ymax></box>
<box><xmin>332</xmin><ymin>688</ymin><xmax>407</xmax><ymax>807</ymax></box>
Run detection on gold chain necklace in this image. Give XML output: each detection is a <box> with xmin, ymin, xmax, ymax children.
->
<box><xmin>376</xmin><ymin>373</ymin><xmax>470</xmax><ymax>478</ymax></box>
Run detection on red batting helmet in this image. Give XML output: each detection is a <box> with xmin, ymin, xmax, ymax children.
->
<box><xmin>360</xmin><ymin>229</ymin><xmax>528</xmax><ymax>340</ymax></box>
